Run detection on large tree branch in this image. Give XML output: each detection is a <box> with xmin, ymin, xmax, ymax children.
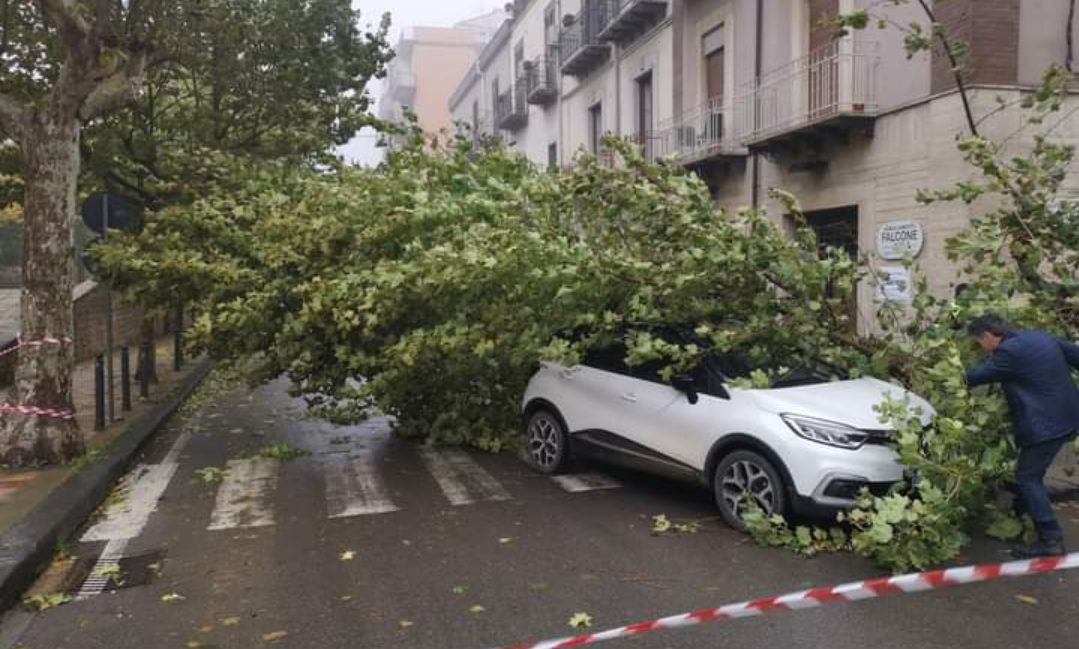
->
<box><xmin>0</xmin><ymin>92</ymin><xmax>29</xmax><ymax>144</ymax></box>
<box><xmin>78</xmin><ymin>53</ymin><xmax>147</xmax><ymax>121</ymax></box>
<box><xmin>35</xmin><ymin>0</ymin><xmax>92</xmax><ymax>45</ymax></box>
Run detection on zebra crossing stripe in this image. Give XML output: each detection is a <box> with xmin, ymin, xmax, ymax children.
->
<box><xmin>550</xmin><ymin>472</ymin><xmax>622</xmax><ymax>493</ymax></box>
<box><xmin>324</xmin><ymin>452</ymin><xmax>400</xmax><ymax>518</ymax></box>
<box><xmin>81</xmin><ymin>464</ymin><xmax>179</xmax><ymax>542</ymax></box>
<box><xmin>75</xmin><ymin>539</ymin><xmax>128</xmax><ymax>600</ymax></box>
<box><xmin>207</xmin><ymin>458</ymin><xmax>279</xmax><ymax>531</ymax></box>
<box><xmin>419</xmin><ymin>447</ymin><xmax>512</xmax><ymax>506</ymax></box>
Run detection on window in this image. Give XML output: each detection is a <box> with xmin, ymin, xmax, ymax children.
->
<box><xmin>514</xmin><ymin>40</ymin><xmax>526</xmax><ymax>79</ymax></box>
<box><xmin>636</xmin><ymin>71</ymin><xmax>654</xmax><ymax>157</ymax></box>
<box><xmin>548</xmin><ymin>142</ymin><xmax>558</xmax><ymax>169</ymax></box>
<box><xmin>588</xmin><ymin>102</ymin><xmax>603</xmax><ymax>154</ymax></box>
<box><xmin>582</xmin><ymin>342</ymin><xmax>629</xmax><ymax>375</ymax></box>
<box><xmin>544</xmin><ymin>3</ymin><xmax>559</xmax><ymax>53</ymax></box>
<box><xmin>702</xmin><ymin>26</ymin><xmax>725</xmax><ymax>104</ymax></box>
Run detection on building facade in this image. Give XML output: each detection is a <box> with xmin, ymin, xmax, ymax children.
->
<box><xmin>379</xmin><ymin>10</ymin><xmax>507</xmax><ymax>148</ymax></box>
<box><xmin>449</xmin><ymin>0</ymin><xmax>1079</xmax><ymax>325</ymax></box>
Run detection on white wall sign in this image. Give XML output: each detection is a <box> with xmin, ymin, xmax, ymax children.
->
<box><xmin>876</xmin><ymin>266</ymin><xmax>913</xmax><ymax>304</ymax></box>
<box><xmin>876</xmin><ymin>220</ymin><xmax>925</xmax><ymax>260</ymax></box>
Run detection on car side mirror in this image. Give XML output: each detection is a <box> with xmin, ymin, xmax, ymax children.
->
<box><xmin>671</xmin><ymin>374</ymin><xmax>699</xmax><ymax>405</ymax></box>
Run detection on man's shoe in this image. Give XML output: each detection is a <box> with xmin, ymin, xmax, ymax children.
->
<box><xmin>1010</xmin><ymin>539</ymin><xmax>1067</xmax><ymax>559</ymax></box>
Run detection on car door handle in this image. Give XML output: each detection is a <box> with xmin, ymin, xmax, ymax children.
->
<box><xmin>620</xmin><ymin>393</ymin><xmax>638</xmax><ymax>403</ymax></box>
<box><xmin>560</xmin><ymin>367</ymin><xmax>580</xmax><ymax>380</ymax></box>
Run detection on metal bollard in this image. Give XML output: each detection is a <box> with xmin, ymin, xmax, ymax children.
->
<box><xmin>173</xmin><ymin>304</ymin><xmax>184</xmax><ymax>371</ymax></box>
<box><xmin>138</xmin><ymin>341</ymin><xmax>151</xmax><ymax>399</ymax></box>
<box><xmin>120</xmin><ymin>346</ymin><xmax>132</xmax><ymax>412</ymax></box>
<box><xmin>94</xmin><ymin>354</ymin><xmax>106</xmax><ymax>430</ymax></box>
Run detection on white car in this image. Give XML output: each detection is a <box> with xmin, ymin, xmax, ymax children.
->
<box><xmin>521</xmin><ymin>342</ymin><xmax>934</xmax><ymax>529</ymax></box>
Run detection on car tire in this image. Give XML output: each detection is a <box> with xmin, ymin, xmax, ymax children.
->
<box><xmin>524</xmin><ymin>408</ymin><xmax>571</xmax><ymax>475</ymax></box>
<box><xmin>713</xmin><ymin>450</ymin><xmax>788</xmax><ymax>531</ymax></box>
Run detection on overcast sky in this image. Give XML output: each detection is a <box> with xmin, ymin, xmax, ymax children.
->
<box><xmin>341</xmin><ymin>0</ymin><xmax>503</xmax><ymax>166</ymax></box>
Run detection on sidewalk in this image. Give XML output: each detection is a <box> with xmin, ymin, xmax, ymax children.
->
<box><xmin>0</xmin><ymin>337</ymin><xmax>196</xmax><ymax>536</ymax></box>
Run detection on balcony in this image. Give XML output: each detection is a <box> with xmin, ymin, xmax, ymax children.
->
<box><xmin>390</xmin><ymin>70</ymin><xmax>416</xmax><ymax>103</ymax></box>
<box><xmin>495</xmin><ymin>79</ymin><xmax>529</xmax><ymax>131</ymax></box>
<box><xmin>525</xmin><ymin>57</ymin><xmax>558</xmax><ymax>106</ymax></box>
<box><xmin>657</xmin><ymin>97</ymin><xmax>746</xmax><ymax>166</ymax></box>
<box><xmin>734</xmin><ymin>40</ymin><xmax>880</xmax><ymax>151</ymax></box>
<box><xmin>559</xmin><ymin>3</ymin><xmax>610</xmax><ymax>77</ymax></box>
<box><xmin>597</xmin><ymin>0</ymin><xmax>667</xmax><ymax>44</ymax></box>
<box><xmin>630</xmin><ymin>131</ymin><xmax>668</xmax><ymax>163</ymax></box>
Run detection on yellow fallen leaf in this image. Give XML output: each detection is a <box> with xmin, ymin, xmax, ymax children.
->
<box><xmin>1016</xmin><ymin>594</ymin><xmax>1039</xmax><ymax>605</ymax></box>
<box><xmin>399</xmin><ymin>620</ymin><xmax>414</xmax><ymax>628</ymax></box>
<box><xmin>340</xmin><ymin>550</ymin><xmax>356</xmax><ymax>561</ymax></box>
<box><xmin>161</xmin><ymin>592</ymin><xmax>185</xmax><ymax>603</ymax></box>
<box><xmin>221</xmin><ymin>617</ymin><xmax>241</xmax><ymax>627</ymax></box>
<box><xmin>187</xmin><ymin>642</ymin><xmax>203</xmax><ymax>648</ymax></box>
<box><xmin>198</xmin><ymin>625</ymin><xmax>214</xmax><ymax>633</ymax></box>
<box><xmin>340</xmin><ymin>595</ymin><xmax>353</xmax><ymax>602</ymax></box>
<box><xmin>498</xmin><ymin>537</ymin><xmax>514</xmax><ymax>544</ymax></box>
<box><xmin>262</xmin><ymin>630</ymin><xmax>289</xmax><ymax>642</ymax></box>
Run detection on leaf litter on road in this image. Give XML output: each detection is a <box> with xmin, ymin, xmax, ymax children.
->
<box><xmin>262</xmin><ymin>631</ymin><xmax>289</xmax><ymax>643</ymax></box>
<box><xmin>568</xmin><ymin>612</ymin><xmax>593</xmax><ymax>629</ymax></box>
<box><xmin>340</xmin><ymin>550</ymin><xmax>356</xmax><ymax>561</ymax></box>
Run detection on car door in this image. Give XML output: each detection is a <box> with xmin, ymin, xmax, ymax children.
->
<box><xmin>623</xmin><ymin>360</ymin><xmax>734</xmax><ymax>473</ymax></box>
<box><xmin>556</xmin><ymin>343</ymin><xmax>642</xmax><ymax>441</ymax></box>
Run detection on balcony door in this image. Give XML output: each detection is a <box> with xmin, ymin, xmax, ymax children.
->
<box><xmin>636</xmin><ymin>72</ymin><xmax>654</xmax><ymax>159</ymax></box>
<box><xmin>702</xmin><ymin>25</ymin><xmax>725</xmax><ymax>149</ymax></box>
<box><xmin>808</xmin><ymin>0</ymin><xmax>839</xmax><ymax>120</ymax></box>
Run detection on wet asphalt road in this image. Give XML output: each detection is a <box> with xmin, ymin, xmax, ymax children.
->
<box><xmin>2</xmin><ymin>378</ymin><xmax>1078</xmax><ymax>649</ymax></box>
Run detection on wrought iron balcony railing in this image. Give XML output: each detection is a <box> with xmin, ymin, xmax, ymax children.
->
<box><xmin>495</xmin><ymin>79</ymin><xmax>529</xmax><ymax>131</ymax></box>
<box><xmin>733</xmin><ymin>40</ymin><xmax>880</xmax><ymax>146</ymax></box>
<box><xmin>596</xmin><ymin>0</ymin><xmax>667</xmax><ymax>43</ymax></box>
<box><xmin>525</xmin><ymin>57</ymin><xmax>558</xmax><ymax>105</ymax></box>
<box><xmin>657</xmin><ymin>97</ymin><xmax>745</xmax><ymax>165</ymax></box>
<box><xmin>559</xmin><ymin>1</ymin><xmax>610</xmax><ymax>76</ymax></box>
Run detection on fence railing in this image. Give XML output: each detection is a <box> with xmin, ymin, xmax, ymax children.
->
<box><xmin>733</xmin><ymin>40</ymin><xmax>879</xmax><ymax>143</ymax></box>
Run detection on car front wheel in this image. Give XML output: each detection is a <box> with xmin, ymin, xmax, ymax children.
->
<box><xmin>714</xmin><ymin>450</ymin><xmax>787</xmax><ymax>531</ymax></box>
<box><xmin>525</xmin><ymin>409</ymin><xmax>571</xmax><ymax>474</ymax></box>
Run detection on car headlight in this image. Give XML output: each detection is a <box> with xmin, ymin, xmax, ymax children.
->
<box><xmin>781</xmin><ymin>414</ymin><xmax>868</xmax><ymax>450</ymax></box>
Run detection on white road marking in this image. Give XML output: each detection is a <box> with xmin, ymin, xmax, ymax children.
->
<box><xmin>207</xmin><ymin>458</ymin><xmax>279</xmax><ymax>531</ymax></box>
<box><xmin>74</xmin><ymin>538</ymin><xmax>128</xmax><ymax>600</ymax></box>
<box><xmin>550</xmin><ymin>472</ymin><xmax>622</xmax><ymax>493</ymax></box>
<box><xmin>161</xmin><ymin>431</ymin><xmax>192</xmax><ymax>465</ymax></box>
<box><xmin>324</xmin><ymin>452</ymin><xmax>400</xmax><ymax>518</ymax></box>
<box><xmin>81</xmin><ymin>464</ymin><xmax>179</xmax><ymax>542</ymax></box>
<box><xmin>419</xmin><ymin>447</ymin><xmax>512</xmax><ymax>506</ymax></box>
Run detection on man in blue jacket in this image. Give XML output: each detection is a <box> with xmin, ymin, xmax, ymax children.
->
<box><xmin>965</xmin><ymin>314</ymin><xmax>1079</xmax><ymax>558</ymax></box>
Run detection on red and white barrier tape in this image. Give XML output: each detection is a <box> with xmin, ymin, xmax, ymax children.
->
<box><xmin>0</xmin><ymin>404</ymin><xmax>75</xmax><ymax>420</ymax></box>
<box><xmin>490</xmin><ymin>553</ymin><xmax>1079</xmax><ymax>649</ymax></box>
<box><xmin>0</xmin><ymin>333</ymin><xmax>73</xmax><ymax>360</ymax></box>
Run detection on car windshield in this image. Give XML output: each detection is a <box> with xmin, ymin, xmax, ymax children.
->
<box><xmin>710</xmin><ymin>353</ymin><xmax>842</xmax><ymax>388</ymax></box>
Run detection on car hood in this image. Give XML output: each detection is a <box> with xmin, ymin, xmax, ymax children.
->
<box><xmin>746</xmin><ymin>377</ymin><xmax>935</xmax><ymax>430</ymax></box>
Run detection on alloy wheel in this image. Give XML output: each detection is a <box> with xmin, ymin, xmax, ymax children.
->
<box><xmin>720</xmin><ymin>458</ymin><xmax>776</xmax><ymax>519</ymax></box>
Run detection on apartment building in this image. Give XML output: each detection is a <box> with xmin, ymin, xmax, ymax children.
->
<box><xmin>449</xmin><ymin>0</ymin><xmax>1079</xmax><ymax>324</ymax></box>
<box><xmin>379</xmin><ymin>10</ymin><xmax>507</xmax><ymax>149</ymax></box>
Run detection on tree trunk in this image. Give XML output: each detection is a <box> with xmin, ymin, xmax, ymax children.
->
<box><xmin>0</xmin><ymin>115</ymin><xmax>83</xmax><ymax>466</ymax></box>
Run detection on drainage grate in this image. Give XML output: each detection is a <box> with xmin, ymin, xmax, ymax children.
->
<box><xmin>108</xmin><ymin>550</ymin><xmax>167</xmax><ymax>591</ymax></box>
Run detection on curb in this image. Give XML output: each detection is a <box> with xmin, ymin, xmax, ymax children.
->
<box><xmin>0</xmin><ymin>359</ymin><xmax>213</xmax><ymax>612</ymax></box>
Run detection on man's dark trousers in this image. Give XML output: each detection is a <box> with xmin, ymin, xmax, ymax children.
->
<box><xmin>1016</xmin><ymin>431</ymin><xmax>1077</xmax><ymax>543</ymax></box>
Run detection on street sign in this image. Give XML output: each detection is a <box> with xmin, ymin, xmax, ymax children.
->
<box><xmin>81</xmin><ymin>191</ymin><xmax>141</xmax><ymax>234</ymax></box>
<box><xmin>876</xmin><ymin>220</ymin><xmax>924</xmax><ymax>260</ymax></box>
